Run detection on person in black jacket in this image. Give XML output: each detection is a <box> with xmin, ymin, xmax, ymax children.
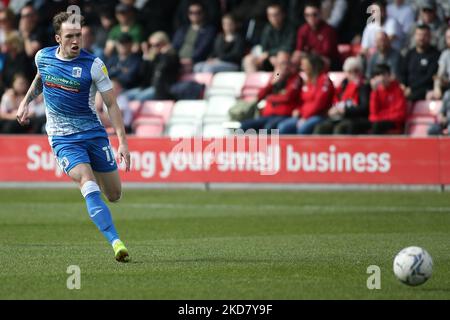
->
<box><xmin>194</xmin><ymin>14</ymin><xmax>245</xmax><ymax>73</ymax></box>
<box><xmin>399</xmin><ymin>24</ymin><xmax>440</xmax><ymax>102</ymax></box>
<box><xmin>125</xmin><ymin>31</ymin><xmax>180</xmax><ymax>101</ymax></box>
<box><xmin>314</xmin><ymin>56</ymin><xmax>371</xmax><ymax>134</ymax></box>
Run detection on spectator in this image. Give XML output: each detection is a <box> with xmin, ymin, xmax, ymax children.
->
<box><xmin>95</xmin><ymin>77</ymin><xmax>133</xmax><ymax>134</ymax></box>
<box><xmin>427</xmin><ymin>27</ymin><xmax>450</xmax><ymax>136</ymax></box>
<box><xmin>95</xmin><ymin>9</ymin><xmax>116</xmax><ymax>54</ymax></box>
<box><xmin>292</xmin><ymin>0</ymin><xmax>339</xmax><ymax>71</ymax></box>
<box><xmin>242</xmin><ymin>2</ymin><xmax>295</xmax><ymax>73</ymax></box>
<box><xmin>314</xmin><ymin>56</ymin><xmax>371</xmax><ymax>134</ymax></box>
<box><xmin>0</xmin><ymin>8</ymin><xmax>18</xmax><ymax>47</ymax></box>
<box><xmin>399</xmin><ymin>24</ymin><xmax>439</xmax><ymax>102</ymax></box>
<box><xmin>105</xmin><ymin>33</ymin><xmax>142</xmax><ymax>90</ymax></box>
<box><xmin>365</xmin><ymin>31</ymin><xmax>401</xmax><ymax>79</ymax></box>
<box><xmin>277</xmin><ymin>53</ymin><xmax>335</xmax><ymax>134</ymax></box>
<box><xmin>321</xmin><ymin>0</ymin><xmax>349</xmax><ymax>30</ymax></box>
<box><xmin>173</xmin><ymin>0</ymin><xmax>222</xmax><ymax>30</ymax></box>
<box><xmin>125</xmin><ymin>31</ymin><xmax>180</xmax><ymax>101</ymax></box>
<box><xmin>194</xmin><ymin>14</ymin><xmax>245</xmax><ymax>73</ymax></box>
<box><xmin>428</xmin><ymin>27</ymin><xmax>450</xmax><ymax>101</ymax></box>
<box><xmin>363</xmin><ymin>63</ymin><xmax>407</xmax><ymax>134</ymax></box>
<box><xmin>81</xmin><ymin>25</ymin><xmax>103</xmax><ymax>58</ymax></box>
<box><xmin>104</xmin><ymin>3</ymin><xmax>144</xmax><ymax>58</ymax></box>
<box><xmin>387</xmin><ymin>0</ymin><xmax>415</xmax><ymax>37</ymax></box>
<box><xmin>0</xmin><ymin>73</ymin><xmax>45</xmax><ymax>134</ymax></box>
<box><xmin>18</xmin><ymin>3</ymin><xmax>47</xmax><ymax>61</ymax></box>
<box><xmin>172</xmin><ymin>1</ymin><xmax>216</xmax><ymax>73</ymax></box>
<box><xmin>240</xmin><ymin>51</ymin><xmax>302</xmax><ymax>131</ymax></box>
<box><xmin>1</xmin><ymin>32</ymin><xmax>34</xmax><ymax>90</ymax></box>
<box><xmin>407</xmin><ymin>0</ymin><xmax>447</xmax><ymax>52</ymax></box>
<box><xmin>361</xmin><ymin>0</ymin><xmax>404</xmax><ymax>53</ymax></box>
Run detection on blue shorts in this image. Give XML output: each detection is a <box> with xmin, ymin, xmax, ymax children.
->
<box><xmin>49</xmin><ymin>127</ymin><xmax>118</xmax><ymax>174</ymax></box>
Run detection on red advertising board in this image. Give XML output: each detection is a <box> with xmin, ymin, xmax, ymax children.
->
<box><xmin>0</xmin><ymin>135</ymin><xmax>448</xmax><ymax>185</ymax></box>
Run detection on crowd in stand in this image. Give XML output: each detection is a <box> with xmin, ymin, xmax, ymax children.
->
<box><xmin>0</xmin><ymin>0</ymin><xmax>449</xmax><ymax>136</ymax></box>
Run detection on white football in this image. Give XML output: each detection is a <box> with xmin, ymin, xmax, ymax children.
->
<box><xmin>393</xmin><ymin>246</ymin><xmax>433</xmax><ymax>286</ymax></box>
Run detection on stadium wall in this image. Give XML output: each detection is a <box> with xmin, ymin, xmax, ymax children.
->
<box><xmin>0</xmin><ymin>135</ymin><xmax>449</xmax><ymax>188</ymax></box>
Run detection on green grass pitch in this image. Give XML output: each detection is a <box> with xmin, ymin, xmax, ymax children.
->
<box><xmin>0</xmin><ymin>188</ymin><xmax>449</xmax><ymax>299</ymax></box>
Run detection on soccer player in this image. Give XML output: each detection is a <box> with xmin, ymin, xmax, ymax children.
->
<box><xmin>16</xmin><ymin>12</ymin><xmax>131</xmax><ymax>262</ymax></box>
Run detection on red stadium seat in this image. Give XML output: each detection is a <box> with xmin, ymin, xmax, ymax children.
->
<box><xmin>128</xmin><ymin>100</ymin><xmax>142</xmax><ymax>120</ymax></box>
<box><xmin>140</xmin><ymin>100</ymin><xmax>174</xmax><ymax>124</ymax></box>
<box><xmin>410</xmin><ymin>100</ymin><xmax>442</xmax><ymax>117</ymax></box>
<box><xmin>180</xmin><ymin>72</ymin><xmax>214</xmax><ymax>88</ymax></box>
<box><xmin>405</xmin><ymin>115</ymin><xmax>436</xmax><ymax>137</ymax></box>
<box><xmin>241</xmin><ymin>72</ymin><xmax>271</xmax><ymax>99</ymax></box>
<box><xmin>134</xmin><ymin>122</ymin><xmax>164</xmax><ymax>137</ymax></box>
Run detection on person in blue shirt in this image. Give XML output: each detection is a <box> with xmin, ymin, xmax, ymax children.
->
<box><xmin>16</xmin><ymin>11</ymin><xmax>131</xmax><ymax>263</ymax></box>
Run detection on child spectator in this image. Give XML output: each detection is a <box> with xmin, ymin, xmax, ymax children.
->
<box><xmin>277</xmin><ymin>53</ymin><xmax>335</xmax><ymax>134</ymax></box>
<box><xmin>194</xmin><ymin>14</ymin><xmax>245</xmax><ymax>73</ymax></box>
<box><xmin>366</xmin><ymin>63</ymin><xmax>407</xmax><ymax>134</ymax></box>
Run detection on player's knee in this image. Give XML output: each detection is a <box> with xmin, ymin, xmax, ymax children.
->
<box><xmin>106</xmin><ymin>190</ymin><xmax>122</xmax><ymax>203</ymax></box>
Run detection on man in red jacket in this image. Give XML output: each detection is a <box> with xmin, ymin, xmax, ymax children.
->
<box><xmin>240</xmin><ymin>51</ymin><xmax>302</xmax><ymax>132</ymax></box>
<box><xmin>351</xmin><ymin>63</ymin><xmax>407</xmax><ymax>134</ymax></box>
<box><xmin>291</xmin><ymin>0</ymin><xmax>339</xmax><ymax>71</ymax></box>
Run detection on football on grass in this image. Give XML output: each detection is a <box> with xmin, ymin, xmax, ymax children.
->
<box><xmin>393</xmin><ymin>246</ymin><xmax>433</xmax><ymax>286</ymax></box>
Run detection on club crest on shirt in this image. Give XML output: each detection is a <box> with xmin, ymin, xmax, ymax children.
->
<box><xmin>72</xmin><ymin>67</ymin><xmax>82</xmax><ymax>78</ymax></box>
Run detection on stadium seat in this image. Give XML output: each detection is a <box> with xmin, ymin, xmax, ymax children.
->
<box><xmin>134</xmin><ymin>121</ymin><xmax>164</xmax><ymax>137</ymax></box>
<box><xmin>410</xmin><ymin>100</ymin><xmax>443</xmax><ymax>117</ymax></box>
<box><xmin>206</xmin><ymin>72</ymin><xmax>247</xmax><ymax>98</ymax></box>
<box><xmin>329</xmin><ymin>72</ymin><xmax>346</xmax><ymax>87</ymax></box>
<box><xmin>241</xmin><ymin>72</ymin><xmax>272</xmax><ymax>100</ymax></box>
<box><xmin>202</xmin><ymin>120</ymin><xmax>232</xmax><ymax>138</ymax></box>
<box><xmin>405</xmin><ymin>115</ymin><xmax>436</xmax><ymax>137</ymax></box>
<box><xmin>128</xmin><ymin>100</ymin><xmax>142</xmax><ymax>120</ymax></box>
<box><xmin>180</xmin><ymin>72</ymin><xmax>214</xmax><ymax>88</ymax></box>
<box><xmin>166</xmin><ymin>119</ymin><xmax>202</xmax><ymax>138</ymax></box>
<box><xmin>204</xmin><ymin>96</ymin><xmax>236</xmax><ymax>121</ymax></box>
<box><xmin>140</xmin><ymin>100</ymin><xmax>174</xmax><ymax>124</ymax></box>
<box><xmin>170</xmin><ymin>100</ymin><xmax>207</xmax><ymax>120</ymax></box>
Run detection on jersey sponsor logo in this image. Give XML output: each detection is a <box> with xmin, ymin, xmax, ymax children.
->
<box><xmin>44</xmin><ymin>74</ymin><xmax>81</xmax><ymax>93</ymax></box>
<box><xmin>72</xmin><ymin>67</ymin><xmax>82</xmax><ymax>78</ymax></box>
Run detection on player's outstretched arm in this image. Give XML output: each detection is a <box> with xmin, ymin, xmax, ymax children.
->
<box><xmin>101</xmin><ymin>89</ymin><xmax>131</xmax><ymax>171</ymax></box>
<box><xmin>16</xmin><ymin>72</ymin><xmax>43</xmax><ymax>126</ymax></box>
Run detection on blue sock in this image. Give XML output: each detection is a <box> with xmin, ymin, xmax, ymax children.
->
<box><xmin>81</xmin><ymin>181</ymin><xmax>119</xmax><ymax>244</ymax></box>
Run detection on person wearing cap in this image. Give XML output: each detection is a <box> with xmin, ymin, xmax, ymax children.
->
<box><xmin>104</xmin><ymin>3</ymin><xmax>143</xmax><ymax>57</ymax></box>
<box><xmin>406</xmin><ymin>0</ymin><xmax>447</xmax><ymax>52</ymax></box>
<box><xmin>399</xmin><ymin>23</ymin><xmax>440</xmax><ymax>102</ymax></box>
<box><xmin>105</xmin><ymin>32</ymin><xmax>142</xmax><ymax>90</ymax></box>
